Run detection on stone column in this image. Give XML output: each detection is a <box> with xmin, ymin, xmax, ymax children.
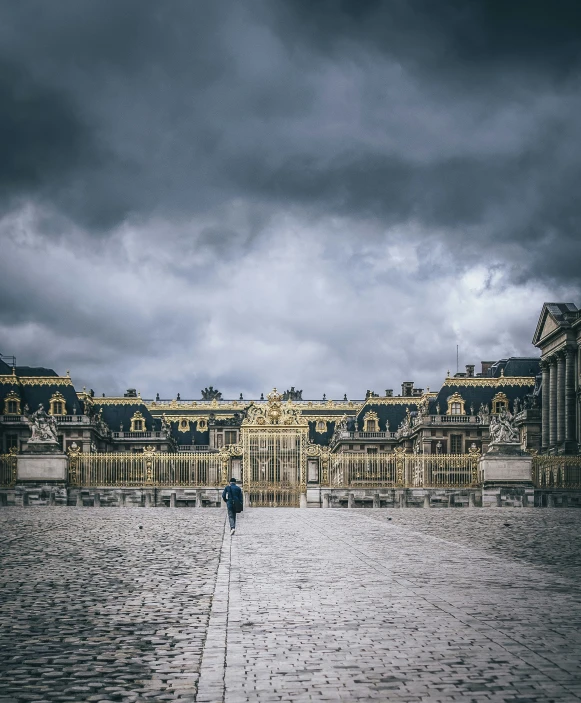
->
<box><xmin>556</xmin><ymin>351</ymin><xmax>566</xmax><ymax>446</ymax></box>
<box><xmin>423</xmin><ymin>494</ymin><xmax>431</xmax><ymax>508</ymax></box>
<box><xmin>76</xmin><ymin>491</ymin><xmax>83</xmax><ymax>507</ymax></box>
<box><xmin>372</xmin><ymin>493</ymin><xmax>380</xmax><ymax>509</ymax></box>
<box><xmin>322</xmin><ymin>492</ymin><xmax>330</xmax><ymax>508</ymax></box>
<box><xmin>94</xmin><ymin>492</ymin><xmax>101</xmax><ymax>508</ymax></box>
<box><xmin>565</xmin><ymin>347</ymin><xmax>576</xmax><ymax>445</ymax></box>
<box><xmin>468</xmin><ymin>492</ymin><xmax>476</xmax><ymax>508</ymax></box>
<box><xmin>541</xmin><ymin>359</ymin><xmax>550</xmax><ymax>450</ymax></box>
<box><xmin>347</xmin><ymin>493</ymin><xmax>354</xmax><ymax>509</ymax></box>
<box><xmin>170</xmin><ymin>491</ymin><xmax>176</xmax><ymax>508</ymax></box>
<box><xmin>549</xmin><ymin>356</ymin><xmax>557</xmax><ymax>448</ymax></box>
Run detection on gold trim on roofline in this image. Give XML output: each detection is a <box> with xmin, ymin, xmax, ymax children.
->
<box><xmin>443</xmin><ymin>376</ymin><xmax>536</xmax><ymax>387</ymax></box>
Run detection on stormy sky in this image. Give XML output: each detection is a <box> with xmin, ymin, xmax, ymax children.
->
<box><xmin>1</xmin><ymin>0</ymin><xmax>580</xmax><ymax>399</ymax></box>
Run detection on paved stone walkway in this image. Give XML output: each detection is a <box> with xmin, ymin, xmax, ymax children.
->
<box><xmin>1</xmin><ymin>508</ymin><xmax>581</xmax><ymax>702</ymax></box>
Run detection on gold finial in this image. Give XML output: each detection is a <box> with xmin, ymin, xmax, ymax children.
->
<box><xmin>500</xmin><ymin>369</ymin><xmax>505</xmax><ymax>377</ymax></box>
<box><xmin>12</xmin><ymin>366</ymin><xmax>16</xmax><ymax>376</ymax></box>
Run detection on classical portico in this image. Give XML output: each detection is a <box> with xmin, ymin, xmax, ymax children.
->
<box><xmin>533</xmin><ymin>303</ymin><xmax>581</xmax><ymax>454</ymax></box>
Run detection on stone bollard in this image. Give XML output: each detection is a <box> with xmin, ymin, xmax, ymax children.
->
<box><xmin>322</xmin><ymin>492</ymin><xmax>330</xmax><ymax>509</ymax></box>
<box><xmin>348</xmin><ymin>493</ymin><xmax>355</xmax><ymax>509</ymax></box>
<box><xmin>399</xmin><ymin>491</ymin><xmax>406</xmax><ymax>508</ymax></box>
<box><xmin>76</xmin><ymin>492</ymin><xmax>83</xmax><ymax>507</ymax></box>
<box><xmin>448</xmin><ymin>494</ymin><xmax>455</xmax><ymax>508</ymax></box>
<box><xmin>562</xmin><ymin>495</ymin><xmax>568</xmax><ymax>508</ymax></box>
<box><xmin>423</xmin><ymin>494</ymin><xmax>431</xmax><ymax>509</ymax></box>
<box><xmin>94</xmin><ymin>492</ymin><xmax>101</xmax><ymax>508</ymax></box>
<box><xmin>243</xmin><ymin>492</ymin><xmax>250</xmax><ymax>509</ymax></box>
<box><xmin>48</xmin><ymin>491</ymin><xmax>55</xmax><ymax>507</ymax></box>
<box><xmin>196</xmin><ymin>493</ymin><xmax>203</xmax><ymax>508</ymax></box>
<box><xmin>145</xmin><ymin>493</ymin><xmax>152</xmax><ymax>508</ymax></box>
<box><xmin>120</xmin><ymin>493</ymin><xmax>126</xmax><ymax>507</ymax></box>
<box><xmin>468</xmin><ymin>492</ymin><xmax>476</xmax><ymax>508</ymax></box>
<box><xmin>373</xmin><ymin>493</ymin><xmax>380</xmax><ymax>509</ymax></box>
<box><xmin>170</xmin><ymin>492</ymin><xmax>176</xmax><ymax>508</ymax></box>
<box><xmin>547</xmin><ymin>493</ymin><xmax>555</xmax><ymax>508</ymax></box>
<box><xmin>495</xmin><ymin>493</ymin><xmax>502</xmax><ymax>508</ymax></box>
<box><xmin>300</xmin><ymin>493</ymin><xmax>307</xmax><ymax>509</ymax></box>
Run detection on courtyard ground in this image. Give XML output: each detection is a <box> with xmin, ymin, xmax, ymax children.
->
<box><xmin>1</xmin><ymin>507</ymin><xmax>580</xmax><ymax>702</ymax></box>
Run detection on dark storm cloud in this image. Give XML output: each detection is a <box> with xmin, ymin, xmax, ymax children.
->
<box><xmin>0</xmin><ymin>0</ymin><xmax>578</xmax><ymax>286</ymax></box>
<box><xmin>1</xmin><ymin>1</ymin><xmax>580</xmax><ymax>395</ymax></box>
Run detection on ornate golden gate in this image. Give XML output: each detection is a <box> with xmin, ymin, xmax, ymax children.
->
<box><xmin>241</xmin><ymin>389</ymin><xmax>308</xmax><ymax>507</ymax></box>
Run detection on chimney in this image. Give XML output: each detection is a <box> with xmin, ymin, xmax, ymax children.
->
<box><xmin>465</xmin><ymin>364</ymin><xmax>475</xmax><ymax>378</ymax></box>
<box><xmin>385</xmin><ymin>389</ymin><xmax>393</xmax><ymax>397</ymax></box>
<box><xmin>412</xmin><ymin>388</ymin><xmax>423</xmax><ymax>396</ymax></box>
<box><xmin>481</xmin><ymin>361</ymin><xmax>494</xmax><ymax>377</ymax></box>
<box><xmin>401</xmin><ymin>381</ymin><xmax>414</xmax><ymax>397</ymax></box>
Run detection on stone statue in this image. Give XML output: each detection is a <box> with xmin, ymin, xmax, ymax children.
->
<box><xmin>282</xmin><ymin>387</ymin><xmax>303</xmax><ymax>401</ymax></box>
<box><xmin>477</xmin><ymin>403</ymin><xmax>490</xmax><ymax>423</ymax></box>
<box><xmin>201</xmin><ymin>386</ymin><xmax>222</xmax><ymax>400</ymax></box>
<box><xmin>489</xmin><ymin>408</ymin><xmax>520</xmax><ymax>445</ymax></box>
<box><xmin>28</xmin><ymin>404</ymin><xmax>59</xmax><ymax>444</ymax></box>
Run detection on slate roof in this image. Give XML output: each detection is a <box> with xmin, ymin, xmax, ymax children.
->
<box><xmin>91</xmin><ymin>402</ymin><xmax>159</xmax><ymax>432</ymax></box>
<box><xmin>430</xmin><ymin>382</ymin><xmax>535</xmax><ymax>415</ymax></box>
<box><xmin>355</xmin><ymin>401</ymin><xmax>419</xmax><ymax>432</ymax></box>
<box><xmin>16</xmin><ymin>367</ymin><xmax>59</xmax><ymax>377</ymax></box>
<box><xmin>486</xmin><ymin>357</ymin><xmax>540</xmax><ymax>378</ymax></box>
<box><xmin>0</xmin><ymin>366</ymin><xmax>80</xmax><ymax>415</ymax></box>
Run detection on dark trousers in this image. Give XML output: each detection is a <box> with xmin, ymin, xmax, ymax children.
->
<box><xmin>227</xmin><ymin>506</ymin><xmax>236</xmax><ymax>529</ymax></box>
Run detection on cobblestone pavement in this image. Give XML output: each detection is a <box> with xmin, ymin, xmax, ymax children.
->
<box><xmin>226</xmin><ymin>509</ymin><xmax>581</xmax><ymax>703</ymax></box>
<box><xmin>0</xmin><ymin>509</ymin><xmax>225</xmax><ymax>703</ymax></box>
<box><xmin>2</xmin><ymin>508</ymin><xmax>581</xmax><ymax>703</ymax></box>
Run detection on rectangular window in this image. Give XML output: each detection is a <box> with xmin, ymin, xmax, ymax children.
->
<box><xmin>367</xmin><ymin>448</ymin><xmax>378</xmax><ymax>454</ymax></box>
<box><xmin>6</xmin><ymin>434</ymin><xmax>18</xmax><ymax>451</ymax></box>
<box><xmin>225</xmin><ymin>431</ymin><xmax>237</xmax><ymax>445</ymax></box>
<box><xmin>450</xmin><ymin>434</ymin><xmax>463</xmax><ymax>453</ymax></box>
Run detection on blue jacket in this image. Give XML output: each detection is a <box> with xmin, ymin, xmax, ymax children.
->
<box><xmin>222</xmin><ymin>482</ymin><xmax>243</xmax><ymax>507</ymax></box>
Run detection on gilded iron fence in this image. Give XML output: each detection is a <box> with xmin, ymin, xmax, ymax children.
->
<box><xmin>68</xmin><ymin>448</ymin><xmax>226</xmax><ymax>487</ymax></box>
<box><xmin>0</xmin><ymin>451</ymin><xmax>17</xmax><ymax>488</ymax></box>
<box><xmin>329</xmin><ymin>451</ymin><xmax>479</xmax><ymax>488</ymax></box>
<box><xmin>533</xmin><ymin>456</ymin><xmax>581</xmax><ymax>489</ymax></box>
<box><xmin>247</xmin><ymin>481</ymin><xmax>301</xmax><ymax>507</ymax></box>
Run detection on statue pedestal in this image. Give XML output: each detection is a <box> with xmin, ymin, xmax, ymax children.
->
<box><xmin>18</xmin><ymin>445</ymin><xmax>68</xmax><ymax>482</ymax></box>
<box><xmin>479</xmin><ymin>443</ymin><xmax>533</xmax><ymax>508</ymax></box>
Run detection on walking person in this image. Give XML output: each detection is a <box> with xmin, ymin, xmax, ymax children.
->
<box><xmin>222</xmin><ymin>477</ymin><xmax>243</xmax><ymax>536</ymax></box>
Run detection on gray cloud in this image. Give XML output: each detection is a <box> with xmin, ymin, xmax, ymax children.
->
<box><xmin>0</xmin><ymin>1</ymin><xmax>579</xmax><ymax>396</ymax></box>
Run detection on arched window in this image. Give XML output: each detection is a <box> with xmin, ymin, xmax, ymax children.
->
<box><xmin>130</xmin><ymin>411</ymin><xmax>146</xmax><ymax>432</ymax></box>
<box><xmin>49</xmin><ymin>391</ymin><xmax>67</xmax><ymax>416</ymax></box>
<box><xmin>445</xmin><ymin>392</ymin><xmax>465</xmax><ymax>416</ymax></box>
<box><xmin>363</xmin><ymin>411</ymin><xmax>379</xmax><ymax>432</ymax></box>
<box><xmin>491</xmin><ymin>392</ymin><xmax>509</xmax><ymax>414</ymax></box>
<box><xmin>3</xmin><ymin>391</ymin><xmax>21</xmax><ymax>415</ymax></box>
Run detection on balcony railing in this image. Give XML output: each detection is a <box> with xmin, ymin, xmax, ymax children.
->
<box><xmin>177</xmin><ymin>445</ymin><xmax>211</xmax><ymax>452</ymax></box>
<box><xmin>55</xmin><ymin>415</ymin><xmax>91</xmax><ymax>423</ymax></box>
<box><xmin>112</xmin><ymin>431</ymin><xmax>169</xmax><ymax>439</ymax></box>
<box><xmin>427</xmin><ymin>415</ymin><xmax>482</xmax><ymax>424</ymax></box>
